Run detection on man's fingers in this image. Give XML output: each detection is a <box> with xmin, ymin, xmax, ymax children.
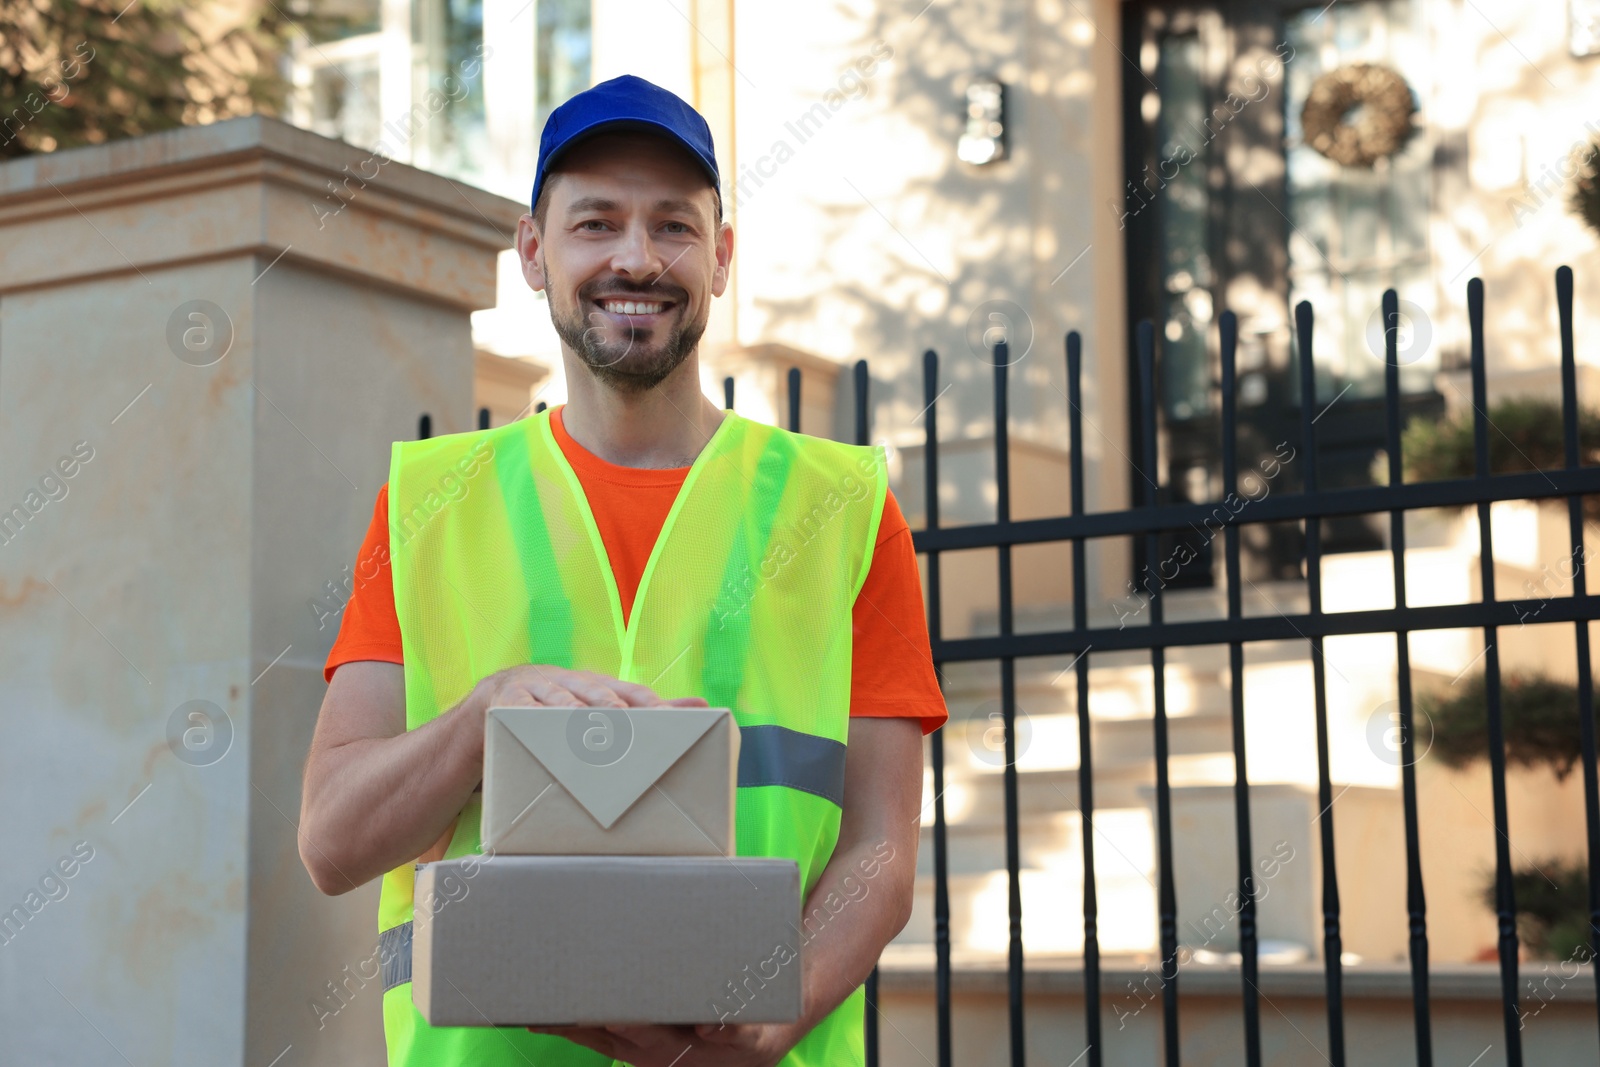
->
<box><xmin>489</xmin><ymin>687</ymin><xmax>539</xmax><ymax>707</ymax></box>
<box><xmin>526</xmin><ymin>682</ymin><xmax>583</xmax><ymax>707</ymax></box>
<box><xmin>561</xmin><ymin>672</ymin><xmax>634</xmax><ymax>708</ymax></box>
<box><xmin>612</xmin><ymin>681</ymin><xmax>668</xmax><ymax>707</ymax></box>
<box><xmin>603</xmin><ymin>1023</ymin><xmax>688</xmax><ymax>1044</ymax></box>
<box><xmin>489</xmin><ymin>666</ymin><xmax>708</xmax><ymax>710</ymax></box>
<box><xmin>526</xmin><ymin>1025</ymin><xmax>619</xmax><ymax>1057</ymax></box>
<box><xmin>694</xmin><ymin>1021</ymin><xmax>748</xmax><ymax>1044</ymax></box>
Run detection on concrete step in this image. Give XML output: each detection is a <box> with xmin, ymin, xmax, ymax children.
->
<box><xmin>893</xmin><ymin>810</ymin><xmax>1162</xmax><ymax>957</ymax></box>
<box><xmin>898</xmin><ymin>783</ymin><xmax>1331</xmax><ymax>959</ymax></box>
<box><xmin>931</xmin><ymin>708</ymin><xmax>1239</xmax><ymax>786</ymax></box>
<box><xmin>963</xmin><ymin>579</ymin><xmax>1313</xmax><ymax>638</ymax></box>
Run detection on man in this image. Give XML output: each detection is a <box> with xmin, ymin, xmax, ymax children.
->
<box><xmin>300</xmin><ymin>75</ymin><xmax>946</xmax><ymax>1067</ymax></box>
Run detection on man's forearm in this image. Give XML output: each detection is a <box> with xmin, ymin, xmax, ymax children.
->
<box><xmin>300</xmin><ymin>690</ymin><xmax>484</xmax><ymax>894</ymax></box>
<box><xmin>786</xmin><ymin>835</ymin><xmax>913</xmax><ymax>1041</ymax></box>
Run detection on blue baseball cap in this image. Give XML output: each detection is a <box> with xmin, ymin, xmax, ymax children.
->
<box><xmin>531</xmin><ymin>75</ymin><xmax>720</xmax><ymax>216</ymax></box>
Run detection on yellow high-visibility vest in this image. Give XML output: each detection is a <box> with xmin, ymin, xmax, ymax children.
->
<box><xmin>377</xmin><ymin>407</ymin><xmax>888</xmax><ymax>1066</ymax></box>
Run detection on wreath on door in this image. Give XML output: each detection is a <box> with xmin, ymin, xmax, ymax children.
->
<box><xmin>1300</xmin><ymin>63</ymin><xmax>1416</xmax><ymax>167</ymax></box>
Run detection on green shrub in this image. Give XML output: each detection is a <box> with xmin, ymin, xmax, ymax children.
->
<box><xmin>1574</xmin><ymin>136</ymin><xmax>1600</xmax><ymax>244</ymax></box>
<box><xmin>1422</xmin><ymin>671</ymin><xmax>1585</xmax><ymax>781</ymax></box>
<box><xmin>1480</xmin><ymin>857</ymin><xmax>1592</xmax><ymax>961</ymax></box>
<box><xmin>1397</xmin><ymin>397</ymin><xmax>1600</xmax><ymax>484</ymax></box>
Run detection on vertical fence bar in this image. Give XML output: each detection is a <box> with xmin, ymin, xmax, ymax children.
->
<box><xmin>1556</xmin><ymin>266</ymin><xmax>1600</xmax><ymax>1050</ymax></box>
<box><xmin>1466</xmin><ymin>279</ymin><xmax>1524</xmax><ymax>1064</ymax></box>
<box><xmin>788</xmin><ymin>367</ymin><xmax>802</xmax><ymax>433</ymax></box>
<box><xmin>724</xmin><ymin>375</ymin><xmax>735</xmax><ymax>410</ymax></box>
<box><xmin>1296</xmin><ymin>300</ymin><xmax>1346</xmax><ymax>1066</ymax></box>
<box><xmin>1219</xmin><ymin>311</ymin><xmax>1261</xmax><ymax>1066</ymax></box>
<box><xmin>854</xmin><ymin>360</ymin><xmax>870</xmax><ymax>447</ymax></box>
<box><xmin>855</xmin><ymin>360</ymin><xmax>879</xmax><ymax>1067</ymax></box>
<box><xmin>1331</xmin><ymin>287</ymin><xmax>1433</xmax><ymax>1062</ymax></box>
<box><xmin>1067</xmin><ymin>332</ymin><xmax>1102</xmax><ymax>1067</ymax></box>
<box><xmin>1376</xmin><ymin>292</ymin><xmax>1427</xmax><ymax>1067</ymax></box>
<box><xmin>993</xmin><ymin>341</ymin><xmax>1027</xmax><ymax>1067</ymax></box>
<box><xmin>922</xmin><ymin>350</ymin><xmax>954</xmax><ymax>1067</ymax></box>
<box><xmin>1137</xmin><ymin>320</ymin><xmax>1182</xmax><ymax>1066</ymax></box>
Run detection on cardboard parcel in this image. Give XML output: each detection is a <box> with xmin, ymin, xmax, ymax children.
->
<box><xmin>412</xmin><ymin>855</ymin><xmax>802</xmax><ymax>1026</ymax></box>
<box><xmin>411</xmin><ymin>706</ymin><xmax>804</xmax><ymax>1026</ymax></box>
<box><xmin>480</xmin><ymin>705</ymin><xmax>738</xmax><ymax>854</ymax></box>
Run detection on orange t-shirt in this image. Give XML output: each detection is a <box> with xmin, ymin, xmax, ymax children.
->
<box><xmin>324</xmin><ymin>406</ymin><xmax>948</xmax><ymax>735</ymax></box>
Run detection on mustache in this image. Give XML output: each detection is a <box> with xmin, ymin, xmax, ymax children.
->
<box><xmin>580</xmin><ymin>278</ymin><xmax>687</xmax><ymax>303</ymax></box>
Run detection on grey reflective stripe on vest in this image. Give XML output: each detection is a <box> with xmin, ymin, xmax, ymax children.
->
<box><xmin>380</xmin><ymin>921</ymin><xmax>412</xmax><ymax>992</ymax></box>
<box><xmin>736</xmin><ymin>724</ymin><xmax>847</xmax><ymax>806</ymax></box>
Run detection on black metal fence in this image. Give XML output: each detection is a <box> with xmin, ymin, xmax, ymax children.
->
<box><xmin>844</xmin><ymin>267</ymin><xmax>1597</xmax><ymax>1067</ymax></box>
<box><xmin>421</xmin><ymin>267</ymin><xmax>1599</xmax><ymax>1066</ymax></box>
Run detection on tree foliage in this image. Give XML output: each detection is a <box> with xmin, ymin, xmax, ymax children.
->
<box><xmin>0</xmin><ymin>0</ymin><xmax>327</xmax><ymax>160</ymax></box>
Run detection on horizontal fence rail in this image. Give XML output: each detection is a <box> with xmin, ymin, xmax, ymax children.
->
<box><xmin>418</xmin><ymin>267</ymin><xmax>1600</xmax><ymax>1067</ymax></box>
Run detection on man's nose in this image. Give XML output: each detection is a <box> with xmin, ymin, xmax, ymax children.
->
<box><xmin>609</xmin><ymin>221</ymin><xmax>666</xmax><ymax>283</ymax></box>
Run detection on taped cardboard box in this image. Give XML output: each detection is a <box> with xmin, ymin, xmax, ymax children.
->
<box><xmin>411</xmin><ymin>855</ymin><xmax>802</xmax><ymax>1026</ymax></box>
<box><xmin>481</xmin><ymin>705</ymin><xmax>738</xmax><ymax>855</ymax></box>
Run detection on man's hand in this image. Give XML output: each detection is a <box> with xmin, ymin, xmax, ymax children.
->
<box><xmin>477</xmin><ymin>664</ymin><xmax>709</xmax><ymax>711</ymax></box>
<box><xmin>299</xmin><ymin>662</ymin><xmax>705</xmax><ymax>894</ymax></box>
<box><xmin>525</xmin><ymin>1021</ymin><xmax>799</xmax><ymax>1067</ymax></box>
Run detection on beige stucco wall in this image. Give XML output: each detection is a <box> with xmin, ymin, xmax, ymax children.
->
<box><xmin>0</xmin><ymin>116</ymin><xmax>519</xmax><ymax>1066</ymax></box>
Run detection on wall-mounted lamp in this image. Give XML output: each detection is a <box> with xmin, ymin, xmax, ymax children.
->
<box><xmin>957</xmin><ymin>78</ymin><xmax>1007</xmax><ymax>165</ymax></box>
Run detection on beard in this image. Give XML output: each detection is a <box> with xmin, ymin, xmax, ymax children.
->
<box><xmin>548</xmin><ymin>276</ymin><xmax>707</xmax><ymax>394</ymax></box>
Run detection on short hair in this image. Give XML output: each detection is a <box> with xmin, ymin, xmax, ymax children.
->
<box><xmin>531</xmin><ymin>168</ymin><xmax>724</xmax><ymax>232</ymax></box>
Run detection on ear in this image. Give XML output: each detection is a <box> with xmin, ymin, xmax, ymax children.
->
<box><xmin>517</xmin><ymin>214</ymin><xmax>547</xmax><ymax>292</ymax></box>
<box><xmin>710</xmin><ymin>219</ymin><xmax>734</xmax><ymax>299</ymax></box>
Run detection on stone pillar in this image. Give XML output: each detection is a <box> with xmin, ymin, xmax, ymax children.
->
<box><xmin>0</xmin><ymin>116</ymin><xmax>521</xmax><ymax>1066</ymax></box>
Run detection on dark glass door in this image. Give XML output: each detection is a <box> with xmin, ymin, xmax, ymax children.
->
<box><xmin>1121</xmin><ymin>0</ymin><xmax>1446</xmax><ymax>588</ymax></box>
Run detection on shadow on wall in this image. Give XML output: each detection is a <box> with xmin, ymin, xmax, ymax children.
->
<box><xmin>1415</xmin><ymin>6</ymin><xmax>1600</xmax><ymax>376</ymax></box>
<box><xmin>742</xmin><ymin>0</ymin><xmax>1094</xmax><ymax>462</ymax></box>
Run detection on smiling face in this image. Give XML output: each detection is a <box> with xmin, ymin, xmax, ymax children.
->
<box><xmin>518</xmin><ymin>131</ymin><xmax>731</xmax><ymax>394</ymax></box>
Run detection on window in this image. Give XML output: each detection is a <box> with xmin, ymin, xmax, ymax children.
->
<box><xmin>293</xmin><ymin>0</ymin><xmax>384</xmax><ymax>151</ymax></box>
<box><xmin>537</xmin><ymin>0</ymin><xmax>592</xmax><ymax>134</ymax></box>
<box><xmin>287</xmin><ymin>0</ymin><xmax>593</xmax><ymax>194</ymax></box>
<box><xmin>414</xmin><ymin>0</ymin><xmax>488</xmax><ymax>180</ymax></box>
